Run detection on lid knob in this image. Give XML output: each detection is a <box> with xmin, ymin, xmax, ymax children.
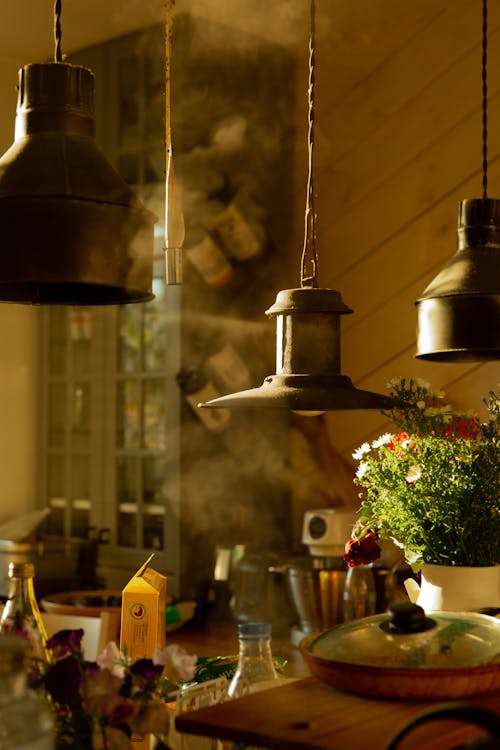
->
<box><xmin>382</xmin><ymin>602</ymin><xmax>436</xmax><ymax>634</ymax></box>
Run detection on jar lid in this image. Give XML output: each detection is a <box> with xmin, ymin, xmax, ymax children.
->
<box><xmin>307</xmin><ymin>603</ymin><xmax>500</xmax><ymax>670</ymax></box>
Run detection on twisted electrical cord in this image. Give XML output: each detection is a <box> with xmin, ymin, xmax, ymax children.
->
<box><xmin>301</xmin><ymin>0</ymin><xmax>318</xmax><ymax>288</ymax></box>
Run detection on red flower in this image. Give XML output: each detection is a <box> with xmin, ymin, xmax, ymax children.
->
<box><xmin>343</xmin><ymin>532</ymin><xmax>381</xmax><ymax>568</ymax></box>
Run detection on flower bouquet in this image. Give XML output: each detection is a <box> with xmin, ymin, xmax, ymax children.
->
<box><xmin>30</xmin><ymin>629</ymin><xmax>197</xmax><ymax>750</ymax></box>
<box><xmin>344</xmin><ymin>377</ymin><xmax>500</xmax><ymax>570</ymax></box>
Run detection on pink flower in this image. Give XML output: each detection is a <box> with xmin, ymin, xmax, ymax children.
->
<box><xmin>153</xmin><ymin>644</ymin><xmax>197</xmax><ymax>683</ymax></box>
<box><xmin>97</xmin><ymin>641</ymin><xmax>127</xmax><ymax>679</ymax></box>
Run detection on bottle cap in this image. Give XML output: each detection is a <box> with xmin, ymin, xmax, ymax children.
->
<box><xmin>8</xmin><ymin>562</ymin><xmax>35</xmax><ymax>578</ymax></box>
<box><xmin>237</xmin><ymin>622</ymin><xmax>271</xmax><ymax>639</ymax></box>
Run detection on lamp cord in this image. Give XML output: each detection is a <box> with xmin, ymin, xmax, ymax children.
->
<box><xmin>482</xmin><ymin>0</ymin><xmax>488</xmax><ymax>199</ymax></box>
<box><xmin>301</xmin><ymin>0</ymin><xmax>318</xmax><ymax>288</ymax></box>
<box><xmin>54</xmin><ymin>0</ymin><xmax>63</xmax><ymax>63</ymax></box>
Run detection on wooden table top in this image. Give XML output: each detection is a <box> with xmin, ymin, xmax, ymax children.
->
<box><xmin>175</xmin><ymin>676</ymin><xmax>500</xmax><ymax>750</ymax></box>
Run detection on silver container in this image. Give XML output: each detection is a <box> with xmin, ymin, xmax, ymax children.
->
<box><xmin>284</xmin><ymin>557</ymin><xmax>348</xmax><ymax>638</ymax></box>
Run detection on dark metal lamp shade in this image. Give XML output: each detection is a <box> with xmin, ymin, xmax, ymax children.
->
<box><xmin>200</xmin><ymin>287</ymin><xmax>395</xmax><ymax>411</ymax></box>
<box><xmin>415</xmin><ymin>198</ymin><xmax>500</xmax><ymax>361</ymax></box>
<box><xmin>0</xmin><ymin>63</ymin><xmax>155</xmax><ymax>305</ymax></box>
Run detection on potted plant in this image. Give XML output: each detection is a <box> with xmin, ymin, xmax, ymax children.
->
<box><xmin>344</xmin><ymin>377</ymin><xmax>500</xmax><ymax>611</ymax></box>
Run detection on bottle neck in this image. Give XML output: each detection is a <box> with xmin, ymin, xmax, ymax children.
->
<box><xmin>238</xmin><ymin>637</ymin><xmax>273</xmax><ymax>661</ymax></box>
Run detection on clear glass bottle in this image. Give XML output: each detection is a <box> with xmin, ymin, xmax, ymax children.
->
<box><xmin>0</xmin><ymin>633</ymin><xmax>54</xmax><ymax>749</ymax></box>
<box><xmin>0</xmin><ymin>562</ymin><xmax>48</xmax><ymax>664</ymax></box>
<box><xmin>227</xmin><ymin>622</ymin><xmax>278</xmax><ymax>700</ymax></box>
<box><xmin>342</xmin><ymin>564</ymin><xmax>377</xmax><ymax>621</ymax></box>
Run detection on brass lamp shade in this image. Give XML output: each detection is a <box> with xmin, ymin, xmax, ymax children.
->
<box><xmin>200</xmin><ymin>288</ymin><xmax>395</xmax><ymax>411</ymax></box>
<box><xmin>416</xmin><ymin>198</ymin><xmax>500</xmax><ymax>360</ymax></box>
<box><xmin>0</xmin><ymin>63</ymin><xmax>155</xmax><ymax>305</ymax></box>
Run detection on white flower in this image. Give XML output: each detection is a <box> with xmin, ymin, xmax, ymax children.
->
<box><xmin>436</xmin><ymin>390</ymin><xmax>446</xmax><ymax>400</ymax></box>
<box><xmin>356</xmin><ymin>462</ymin><xmax>369</xmax><ymax>479</ymax></box>
<box><xmin>416</xmin><ymin>400</ymin><xmax>426</xmax><ymax>410</ymax></box>
<box><xmin>415</xmin><ymin>378</ymin><xmax>430</xmax><ymax>390</ymax></box>
<box><xmin>405</xmin><ymin>465</ymin><xmax>421</xmax><ymax>483</ymax></box>
<box><xmin>424</xmin><ymin>407</ymin><xmax>439</xmax><ymax>417</ymax></box>
<box><xmin>401</xmin><ymin>438</ymin><xmax>415</xmax><ymax>449</ymax></box>
<box><xmin>372</xmin><ymin>433</ymin><xmax>392</xmax><ymax>448</ymax></box>
<box><xmin>352</xmin><ymin>442</ymin><xmax>371</xmax><ymax>460</ymax></box>
<box><xmin>438</xmin><ymin>404</ymin><xmax>452</xmax><ymax>413</ymax></box>
<box><xmin>96</xmin><ymin>641</ymin><xmax>127</xmax><ymax>679</ymax></box>
<box><xmin>386</xmin><ymin>376</ymin><xmax>402</xmax><ymax>389</ymax></box>
<box><xmin>153</xmin><ymin>644</ymin><xmax>197</xmax><ymax>683</ymax></box>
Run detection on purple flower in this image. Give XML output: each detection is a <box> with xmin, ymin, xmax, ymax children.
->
<box><xmin>130</xmin><ymin>658</ymin><xmax>163</xmax><ymax>685</ymax></box>
<box><xmin>44</xmin><ymin>655</ymin><xmax>82</xmax><ymax>704</ymax></box>
<box><xmin>46</xmin><ymin>628</ymin><xmax>84</xmax><ymax>657</ymax></box>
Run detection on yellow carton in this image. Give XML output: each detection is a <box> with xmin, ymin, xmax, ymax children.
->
<box><xmin>120</xmin><ymin>556</ymin><xmax>167</xmax><ymax>749</ymax></box>
<box><xmin>120</xmin><ymin>555</ymin><xmax>167</xmax><ymax>660</ymax></box>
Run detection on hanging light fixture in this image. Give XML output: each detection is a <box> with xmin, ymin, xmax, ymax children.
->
<box><xmin>415</xmin><ymin>0</ymin><xmax>500</xmax><ymax>360</ymax></box>
<box><xmin>0</xmin><ymin>0</ymin><xmax>155</xmax><ymax>305</ymax></box>
<box><xmin>199</xmin><ymin>0</ymin><xmax>394</xmax><ymax>413</ymax></box>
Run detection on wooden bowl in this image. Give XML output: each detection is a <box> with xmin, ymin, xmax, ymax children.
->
<box><xmin>300</xmin><ymin>634</ymin><xmax>500</xmax><ymax>700</ymax></box>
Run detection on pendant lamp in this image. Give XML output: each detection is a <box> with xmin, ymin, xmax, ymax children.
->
<box><xmin>0</xmin><ymin>0</ymin><xmax>155</xmax><ymax>305</ymax></box>
<box><xmin>200</xmin><ymin>0</ymin><xmax>395</xmax><ymax>414</ymax></box>
<box><xmin>415</xmin><ymin>0</ymin><xmax>500</xmax><ymax>360</ymax></box>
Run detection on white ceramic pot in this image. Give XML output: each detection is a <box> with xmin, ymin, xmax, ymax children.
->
<box><xmin>405</xmin><ymin>563</ymin><xmax>500</xmax><ymax>612</ymax></box>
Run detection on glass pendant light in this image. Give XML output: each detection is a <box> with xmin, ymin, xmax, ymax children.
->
<box><xmin>200</xmin><ymin>0</ymin><xmax>394</xmax><ymax>414</ymax></box>
<box><xmin>0</xmin><ymin>0</ymin><xmax>155</xmax><ymax>305</ymax></box>
<box><xmin>415</xmin><ymin>0</ymin><xmax>500</xmax><ymax>360</ymax></box>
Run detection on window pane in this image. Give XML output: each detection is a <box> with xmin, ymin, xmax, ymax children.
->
<box><xmin>69</xmin><ymin>309</ymin><xmax>92</xmax><ymax>375</ymax></box>
<box><xmin>118</xmin><ymin>307</ymin><xmax>140</xmax><ymax>373</ymax></box>
<box><xmin>144</xmin><ymin>288</ymin><xmax>168</xmax><ymax>371</ymax></box>
<box><xmin>71</xmin><ymin>382</ymin><xmax>91</xmax><ymax>450</ymax></box>
<box><xmin>143</xmin><ymin>456</ymin><xmax>167</xmax><ymax>504</ymax></box>
<box><xmin>117</xmin><ymin>503</ymin><xmax>138</xmax><ymax>548</ymax></box>
<box><xmin>71</xmin><ymin>499</ymin><xmax>91</xmax><ymax>538</ymax></box>
<box><xmin>46</xmin><ymin>497</ymin><xmax>67</xmax><ymax>536</ymax></box>
<box><xmin>117</xmin><ymin>456</ymin><xmax>137</xmax><ymax>504</ymax></box>
<box><xmin>143</xmin><ymin>507</ymin><xmax>164</xmax><ymax>551</ymax></box>
<box><xmin>48</xmin><ymin>308</ymin><xmax>66</xmax><ymax>375</ymax></box>
<box><xmin>143</xmin><ymin>379</ymin><xmax>166</xmax><ymax>450</ymax></box>
<box><xmin>116</xmin><ymin>380</ymin><xmax>140</xmax><ymax>449</ymax></box>
<box><xmin>48</xmin><ymin>383</ymin><xmax>66</xmax><ymax>446</ymax></box>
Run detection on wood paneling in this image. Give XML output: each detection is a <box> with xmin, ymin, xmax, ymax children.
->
<box><xmin>294</xmin><ymin>0</ymin><xmax>500</xmax><ymax>464</ymax></box>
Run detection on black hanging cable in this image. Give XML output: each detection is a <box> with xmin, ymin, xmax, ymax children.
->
<box><xmin>54</xmin><ymin>0</ymin><xmax>63</xmax><ymax>63</ymax></box>
<box><xmin>300</xmin><ymin>0</ymin><xmax>318</xmax><ymax>288</ymax></box>
<box><xmin>482</xmin><ymin>0</ymin><xmax>488</xmax><ymax>199</ymax></box>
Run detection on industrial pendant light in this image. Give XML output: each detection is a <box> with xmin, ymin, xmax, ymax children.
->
<box><xmin>415</xmin><ymin>0</ymin><xmax>500</xmax><ymax>360</ymax></box>
<box><xmin>200</xmin><ymin>0</ymin><xmax>394</xmax><ymax>413</ymax></box>
<box><xmin>0</xmin><ymin>0</ymin><xmax>155</xmax><ymax>305</ymax></box>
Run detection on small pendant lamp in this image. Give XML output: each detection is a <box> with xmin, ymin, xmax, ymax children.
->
<box><xmin>0</xmin><ymin>0</ymin><xmax>155</xmax><ymax>305</ymax></box>
<box><xmin>200</xmin><ymin>0</ymin><xmax>394</xmax><ymax>414</ymax></box>
<box><xmin>415</xmin><ymin>0</ymin><xmax>500</xmax><ymax>360</ymax></box>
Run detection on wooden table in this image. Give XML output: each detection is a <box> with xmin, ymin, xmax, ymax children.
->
<box><xmin>175</xmin><ymin>677</ymin><xmax>500</xmax><ymax>750</ymax></box>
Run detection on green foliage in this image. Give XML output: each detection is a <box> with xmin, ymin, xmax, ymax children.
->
<box><xmin>352</xmin><ymin>378</ymin><xmax>500</xmax><ymax>568</ymax></box>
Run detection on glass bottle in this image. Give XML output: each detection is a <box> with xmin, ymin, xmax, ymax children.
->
<box><xmin>0</xmin><ymin>633</ymin><xmax>54</xmax><ymax>749</ymax></box>
<box><xmin>227</xmin><ymin>622</ymin><xmax>278</xmax><ymax>700</ymax></box>
<box><xmin>342</xmin><ymin>564</ymin><xmax>377</xmax><ymax>621</ymax></box>
<box><xmin>0</xmin><ymin>562</ymin><xmax>48</xmax><ymax>664</ymax></box>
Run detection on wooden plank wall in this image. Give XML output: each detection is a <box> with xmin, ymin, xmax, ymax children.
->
<box><xmin>308</xmin><ymin>0</ymin><xmax>500</xmax><ymax>463</ymax></box>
